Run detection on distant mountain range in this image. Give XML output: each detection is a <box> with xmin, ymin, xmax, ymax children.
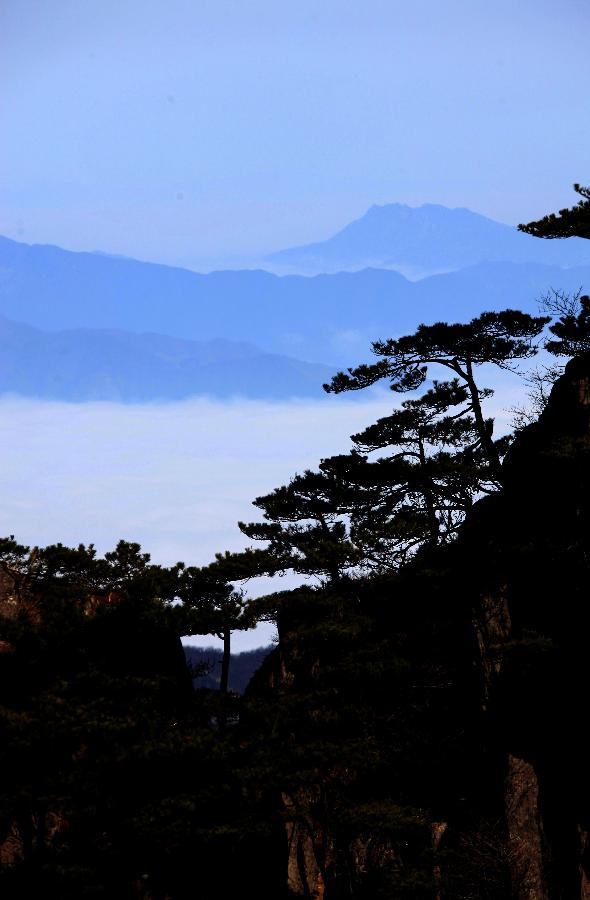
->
<box><xmin>0</xmin><ymin>315</ymin><xmax>334</xmax><ymax>402</ymax></box>
<box><xmin>266</xmin><ymin>203</ymin><xmax>590</xmax><ymax>276</ymax></box>
<box><xmin>1</xmin><ymin>233</ymin><xmax>589</xmax><ymax>371</ymax></box>
<box><xmin>1</xmin><ymin>201</ymin><xmax>589</xmax><ymax>402</ymax></box>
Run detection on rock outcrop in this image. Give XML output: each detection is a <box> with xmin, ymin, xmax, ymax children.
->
<box><xmin>465</xmin><ymin>352</ymin><xmax>590</xmax><ymax>899</ymax></box>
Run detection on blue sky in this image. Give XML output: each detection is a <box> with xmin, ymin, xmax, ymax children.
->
<box><xmin>1</xmin><ymin>0</ymin><xmax>589</xmax><ymax>269</ymax></box>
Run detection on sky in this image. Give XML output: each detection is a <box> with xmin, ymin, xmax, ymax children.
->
<box><xmin>1</xmin><ymin>0</ymin><xmax>589</xmax><ymax>270</ymax></box>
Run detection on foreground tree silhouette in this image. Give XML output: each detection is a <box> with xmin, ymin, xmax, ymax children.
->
<box><xmin>518</xmin><ymin>183</ymin><xmax>590</xmax><ymax>240</ymax></box>
<box><xmin>516</xmin><ymin>188</ymin><xmax>590</xmax><ymax>407</ymax></box>
<box><xmin>236</xmin><ymin>454</ymin><xmax>370</xmax><ymax>582</ymax></box>
<box><xmin>325</xmin><ymin>310</ymin><xmax>549</xmax><ymax>482</ymax></box>
<box><xmin>540</xmin><ymin>291</ymin><xmax>590</xmax><ymax>359</ymax></box>
<box><xmin>214</xmin><ymin>380</ymin><xmax>502</xmax><ymax>581</ymax></box>
<box><xmin>351</xmin><ymin>379</ymin><xmax>498</xmax><ymax>560</ymax></box>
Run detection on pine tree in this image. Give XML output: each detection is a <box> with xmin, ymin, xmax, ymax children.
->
<box><xmin>518</xmin><ymin>183</ymin><xmax>590</xmax><ymax>240</ymax></box>
<box><xmin>236</xmin><ymin>455</ymin><xmax>370</xmax><ymax>583</ymax></box>
<box><xmin>178</xmin><ymin>563</ymin><xmax>257</xmax><ymax>694</ymax></box>
<box><xmin>325</xmin><ymin>310</ymin><xmax>548</xmax><ymax>481</ymax></box>
<box><xmin>349</xmin><ymin>379</ymin><xmax>498</xmax><ymax>565</ymax></box>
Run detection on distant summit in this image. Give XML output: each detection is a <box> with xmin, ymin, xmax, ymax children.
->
<box><xmin>267</xmin><ymin>202</ymin><xmax>590</xmax><ymax>277</ymax></box>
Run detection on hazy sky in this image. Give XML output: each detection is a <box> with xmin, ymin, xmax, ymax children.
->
<box><xmin>1</xmin><ymin>0</ymin><xmax>589</xmax><ymax>269</ymax></box>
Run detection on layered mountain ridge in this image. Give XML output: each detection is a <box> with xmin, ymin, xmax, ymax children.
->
<box><xmin>2</xmin><ymin>201</ymin><xmax>589</xmax><ymax>400</ymax></box>
<box><xmin>0</xmin><ymin>315</ymin><xmax>333</xmax><ymax>402</ymax></box>
<box><xmin>1</xmin><ymin>233</ymin><xmax>590</xmax><ymax>372</ymax></box>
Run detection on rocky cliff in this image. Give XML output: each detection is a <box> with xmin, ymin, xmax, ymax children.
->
<box><xmin>249</xmin><ymin>353</ymin><xmax>590</xmax><ymax>899</ymax></box>
<box><xmin>463</xmin><ymin>352</ymin><xmax>590</xmax><ymax>899</ymax></box>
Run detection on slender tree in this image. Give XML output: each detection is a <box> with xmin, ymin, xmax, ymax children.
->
<box><xmin>214</xmin><ymin>381</ymin><xmax>500</xmax><ymax>579</ymax></box>
<box><xmin>178</xmin><ymin>564</ymin><xmax>257</xmax><ymax>693</ymax></box>
<box><xmin>350</xmin><ymin>379</ymin><xmax>498</xmax><ymax>560</ymax></box>
<box><xmin>325</xmin><ymin>310</ymin><xmax>548</xmax><ymax>481</ymax></box>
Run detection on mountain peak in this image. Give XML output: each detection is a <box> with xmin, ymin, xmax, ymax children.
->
<box><xmin>267</xmin><ymin>201</ymin><xmax>590</xmax><ymax>276</ymax></box>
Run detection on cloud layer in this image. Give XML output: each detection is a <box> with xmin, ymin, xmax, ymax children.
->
<box><xmin>0</xmin><ymin>387</ymin><xmax>526</xmax><ymax>648</ymax></box>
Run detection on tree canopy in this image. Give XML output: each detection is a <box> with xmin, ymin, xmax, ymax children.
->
<box><xmin>350</xmin><ymin>379</ymin><xmax>499</xmax><ymax>558</ymax></box>
<box><xmin>518</xmin><ymin>183</ymin><xmax>590</xmax><ymax>240</ymax></box>
<box><xmin>542</xmin><ymin>291</ymin><xmax>590</xmax><ymax>358</ymax></box>
<box><xmin>325</xmin><ymin>310</ymin><xmax>548</xmax><ymax>480</ymax></box>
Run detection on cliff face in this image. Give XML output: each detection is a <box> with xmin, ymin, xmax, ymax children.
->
<box><xmin>256</xmin><ymin>353</ymin><xmax>590</xmax><ymax>899</ymax></box>
<box><xmin>464</xmin><ymin>353</ymin><xmax>590</xmax><ymax>900</ymax></box>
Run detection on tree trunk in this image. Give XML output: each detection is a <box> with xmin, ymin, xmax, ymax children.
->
<box><xmin>418</xmin><ymin>432</ymin><xmax>439</xmax><ymax>546</ymax></box>
<box><xmin>220</xmin><ymin>628</ymin><xmax>231</xmax><ymax>694</ymax></box>
<box><xmin>464</xmin><ymin>355</ymin><xmax>502</xmax><ymax>481</ymax></box>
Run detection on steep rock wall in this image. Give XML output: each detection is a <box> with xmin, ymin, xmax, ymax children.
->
<box><xmin>465</xmin><ymin>352</ymin><xmax>590</xmax><ymax>899</ymax></box>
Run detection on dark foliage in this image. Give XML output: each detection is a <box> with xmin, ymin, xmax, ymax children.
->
<box><xmin>324</xmin><ymin>310</ymin><xmax>548</xmax><ymax>481</ymax></box>
<box><xmin>518</xmin><ymin>183</ymin><xmax>590</xmax><ymax>240</ymax></box>
<box><xmin>0</xmin><ymin>542</ymin><xmax>282</xmax><ymax>898</ymax></box>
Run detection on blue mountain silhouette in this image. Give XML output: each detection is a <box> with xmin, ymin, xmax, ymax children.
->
<box><xmin>266</xmin><ymin>203</ymin><xmax>590</xmax><ymax>276</ymax></box>
<box><xmin>0</xmin><ymin>314</ymin><xmax>335</xmax><ymax>402</ymax></box>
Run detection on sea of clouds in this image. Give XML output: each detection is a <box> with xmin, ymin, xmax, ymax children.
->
<box><xmin>0</xmin><ymin>382</ymin><xmax>527</xmax><ymax>649</ymax></box>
